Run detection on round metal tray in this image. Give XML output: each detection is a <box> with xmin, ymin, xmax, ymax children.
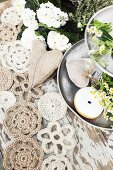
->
<box><xmin>57</xmin><ymin>40</ymin><xmax>113</xmax><ymax>130</ymax></box>
<box><xmin>85</xmin><ymin>5</ymin><xmax>113</xmax><ymax>78</ymax></box>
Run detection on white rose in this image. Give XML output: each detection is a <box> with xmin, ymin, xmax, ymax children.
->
<box><xmin>11</xmin><ymin>0</ymin><xmax>26</xmax><ymax>12</ymax></box>
<box><xmin>47</xmin><ymin>31</ymin><xmax>71</xmax><ymax>51</ymax></box>
<box><xmin>21</xmin><ymin>28</ymin><xmax>45</xmax><ymax>50</ymax></box>
<box><xmin>37</xmin><ymin>2</ymin><xmax>68</xmax><ymax>28</ymax></box>
<box><xmin>21</xmin><ymin>8</ymin><xmax>38</xmax><ymax>30</ymax></box>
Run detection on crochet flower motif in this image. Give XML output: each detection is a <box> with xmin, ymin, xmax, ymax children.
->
<box><xmin>3</xmin><ymin>137</ymin><xmax>44</xmax><ymax>170</ymax></box>
<box><xmin>41</xmin><ymin>155</ymin><xmax>73</xmax><ymax>170</ymax></box>
<box><xmin>1</xmin><ymin>41</ymin><xmax>30</xmax><ymax>73</ymax></box>
<box><xmin>10</xmin><ymin>73</ymin><xmax>43</xmax><ymax>101</ymax></box>
<box><xmin>3</xmin><ymin>101</ymin><xmax>42</xmax><ymax>138</ymax></box>
<box><xmin>37</xmin><ymin>121</ymin><xmax>75</xmax><ymax>156</ymax></box>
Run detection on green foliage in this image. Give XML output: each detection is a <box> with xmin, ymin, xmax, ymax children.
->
<box><xmin>75</xmin><ymin>0</ymin><xmax>113</xmax><ymax>26</ymax></box>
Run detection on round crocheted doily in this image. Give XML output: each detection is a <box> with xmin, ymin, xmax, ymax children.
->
<box><xmin>3</xmin><ymin>137</ymin><xmax>44</xmax><ymax>170</ymax></box>
<box><xmin>37</xmin><ymin>121</ymin><xmax>75</xmax><ymax>156</ymax></box>
<box><xmin>1</xmin><ymin>7</ymin><xmax>22</xmax><ymax>26</ymax></box>
<box><xmin>0</xmin><ymin>24</ymin><xmax>18</xmax><ymax>43</ymax></box>
<box><xmin>0</xmin><ymin>66</ymin><xmax>13</xmax><ymax>91</ymax></box>
<box><xmin>38</xmin><ymin>92</ymin><xmax>67</xmax><ymax>121</ymax></box>
<box><xmin>1</xmin><ymin>41</ymin><xmax>30</xmax><ymax>73</ymax></box>
<box><xmin>0</xmin><ymin>91</ymin><xmax>16</xmax><ymax>110</ymax></box>
<box><xmin>41</xmin><ymin>155</ymin><xmax>73</xmax><ymax>170</ymax></box>
<box><xmin>3</xmin><ymin>101</ymin><xmax>42</xmax><ymax>138</ymax></box>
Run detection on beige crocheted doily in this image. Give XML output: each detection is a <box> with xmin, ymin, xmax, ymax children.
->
<box><xmin>3</xmin><ymin>137</ymin><xmax>44</xmax><ymax>170</ymax></box>
<box><xmin>37</xmin><ymin>121</ymin><xmax>75</xmax><ymax>156</ymax></box>
<box><xmin>41</xmin><ymin>155</ymin><xmax>73</xmax><ymax>170</ymax></box>
<box><xmin>38</xmin><ymin>92</ymin><xmax>67</xmax><ymax>121</ymax></box>
<box><xmin>0</xmin><ymin>66</ymin><xmax>13</xmax><ymax>91</ymax></box>
<box><xmin>0</xmin><ymin>24</ymin><xmax>18</xmax><ymax>43</ymax></box>
<box><xmin>3</xmin><ymin>101</ymin><xmax>42</xmax><ymax>138</ymax></box>
<box><xmin>10</xmin><ymin>72</ymin><xmax>43</xmax><ymax>101</ymax></box>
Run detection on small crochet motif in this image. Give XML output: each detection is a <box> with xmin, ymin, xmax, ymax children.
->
<box><xmin>37</xmin><ymin>121</ymin><xmax>75</xmax><ymax>156</ymax></box>
<box><xmin>1</xmin><ymin>41</ymin><xmax>30</xmax><ymax>73</ymax></box>
<box><xmin>1</xmin><ymin>7</ymin><xmax>22</xmax><ymax>26</ymax></box>
<box><xmin>3</xmin><ymin>101</ymin><xmax>42</xmax><ymax>138</ymax></box>
<box><xmin>3</xmin><ymin>137</ymin><xmax>44</xmax><ymax>170</ymax></box>
<box><xmin>0</xmin><ymin>91</ymin><xmax>16</xmax><ymax>110</ymax></box>
<box><xmin>41</xmin><ymin>155</ymin><xmax>73</xmax><ymax>170</ymax></box>
<box><xmin>0</xmin><ymin>66</ymin><xmax>13</xmax><ymax>91</ymax></box>
<box><xmin>0</xmin><ymin>24</ymin><xmax>18</xmax><ymax>43</ymax></box>
<box><xmin>38</xmin><ymin>92</ymin><xmax>67</xmax><ymax>121</ymax></box>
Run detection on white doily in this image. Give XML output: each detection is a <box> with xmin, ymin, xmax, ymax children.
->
<box><xmin>0</xmin><ymin>91</ymin><xmax>16</xmax><ymax>110</ymax></box>
<box><xmin>38</xmin><ymin>92</ymin><xmax>67</xmax><ymax>121</ymax></box>
<box><xmin>37</xmin><ymin>121</ymin><xmax>75</xmax><ymax>156</ymax></box>
<box><xmin>41</xmin><ymin>155</ymin><xmax>73</xmax><ymax>170</ymax></box>
<box><xmin>1</xmin><ymin>41</ymin><xmax>30</xmax><ymax>73</ymax></box>
<box><xmin>1</xmin><ymin>7</ymin><xmax>22</xmax><ymax>26</ymax></box>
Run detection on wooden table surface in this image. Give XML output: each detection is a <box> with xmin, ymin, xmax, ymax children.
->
<box><xmin>0</xmin><ymin>1</ymin><xmax>113</xmax><ymax>170</ymax></box>
<box><xmin>0</xmin><ymin>79</ymin><xmax>113</xmax><ymax>170</ymax></box>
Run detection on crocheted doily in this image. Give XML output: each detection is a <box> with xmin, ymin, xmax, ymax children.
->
<box><xmin>38</xmin><ymin>92</ymin><xmax>67</xmax><ymax>121</ymax></box>
<box><xmin>1</xmin><ymin>41</ymin><xmax>30</xmax><ymax>73</ymax></box>
<box><xmin>0</xmin><ymin>66</ymin><xmax>13</xmax><ymax>91</ymax></box>
<box><xmin>3</xmin><ymin>137</ymin><xmax>44</xmax><ymax>170</ymax></box>
<box><xmin>10</xmin><ymin>73</ymin><xmax>43</xmax><ymax>101</ymax></box>
<box><xmin>0</xmin><ymin>91</ymin><xmax>16</xmax><ymax>110</ymax></box>
<box><xmin>1</xmin><ymin>7</ymin><xmax>22</xmax><ymax>26</ymax></box>
<box><xmin>3</xmin><ymin>101</ymin><xmax>42</xmax><ymax>138</ymax></box>
<box><xmin>0</xmin><ymin>24</ymin><xmax>18</xmax><ymax>43</ymax></box>
<box><xmin>10</xmin><ymin>73</ymin><xmax>29</xmax><ymax>98</ymax></box>
<box><xmin>41</xmin><ymin>155</ymin><xmax>73</xmax><ymax>170</ymax></box>
<box><xmin>37</xmin><ymin>121</ymin><xmax>75</xmax><ymax>155</ymax></box>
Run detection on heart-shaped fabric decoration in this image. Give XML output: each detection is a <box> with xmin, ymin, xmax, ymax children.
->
<box><xmin>29</xmin><ymin>40</ymin><xmax>63</xmax><ymax>88</ymax></box>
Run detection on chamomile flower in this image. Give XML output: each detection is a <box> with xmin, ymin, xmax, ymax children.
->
<box><xmin>99</xmin><ymin>44</ymin><xmax>106</xmax><ymax>55</ymax></box>
<box><xmin>109</xmin><ymin>88</ymin><xmax>113</xmax><ymax>94</ymax></box>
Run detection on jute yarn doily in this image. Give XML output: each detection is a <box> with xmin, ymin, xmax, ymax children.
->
<box><xmin>3</xmin><ymin>137</ymin><xmax>44</xmax><ymax>170</ymax></box>
<box><xmin>41</xmin><ymin>155</ymin><xmax>73</xmax><ymax>170</ymax></box>
<box><xmin>37</xmin><ymin>121</ymin><xmax>75</xmax><ymax>156</ymax></box>
<box><xmin>0</xmin><ymin>66</ymin><xmax>13</xmax><ymax>91</ymax></box>
<box><xmin>10</xmin><ymin>72</ymin><xmax>43</xmax><ymax>101</ymax></box>
<box><xmin>38</xmin><ymin>92</ymin><xmax>67</xmax><ymax>121</ymax></box>
<box><xmin>0</xmin><ymin>24</ymin><xmax>18</xmax><ymax>43</ymax></box>
<box><xmin>1</xmin><ymin>40</ymin><xmax>30</xmax><ymax>73</ymax></box>
<box><xmin>1</xmin><ymin>7</ymin><xmax>22</xmax><ymax>26</ymax></box>
<box><xmin>3</xmin><ymin>101</ymin><xmax>42</xmax><ymax>138</ymax></box>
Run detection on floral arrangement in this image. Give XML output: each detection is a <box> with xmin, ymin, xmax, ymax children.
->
<box><xmin>91</xmin><ymin>73</ymin><xmax>113</xmax><ymax>121</ymax></box>
<box><xmin>12</xmin><ymin>0</ymin><xmax>81</xmax><ymax>52</ymax></box>
<box><xmin>87</xmin><ymin>20</ymin><xmax>113</xmax><ymax>63</ymax></box>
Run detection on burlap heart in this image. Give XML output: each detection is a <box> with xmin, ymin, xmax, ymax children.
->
<box><xmin>29</xmin><ymin>40</ymin><xmax>63</xmax><ymax>88</ymax></box>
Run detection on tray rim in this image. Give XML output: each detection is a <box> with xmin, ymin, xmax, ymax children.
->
<box><xmin>57</xmin><ymin>39</ymin><xmax>113</xmax><ymax>130</ymax></box>
<box><xmin>85</xmin><ymin>5</ymin><xmax>113</xmax><ymax>78</ymax></box>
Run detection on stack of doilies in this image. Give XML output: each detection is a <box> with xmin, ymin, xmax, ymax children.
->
<box><xmin>0</xmin><ymin>1</ymin><xmax>75</xmax><ymax>170</ymax></box>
